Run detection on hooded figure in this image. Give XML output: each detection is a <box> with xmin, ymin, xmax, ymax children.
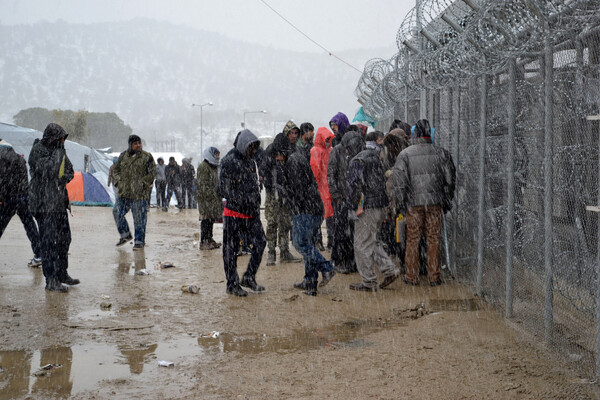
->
<box><xmin>28</xmin><ymin>123</ymin><xmax>77</xmax><ymax>292</ymax></box>
<box><xmin>282</xmin><ymin>120</ymin><xmax>300</xmax><ymax>151</ymax></box>
<box><xmin>260</xmin><ymin>131</ymin><xmax>301</xmax><ymax>265</ymax></box>
<box><xmin>0</xmin><ymin>138</ymin><xmax>42</xmax><ymax>268</ymax></box>
<box><xmin>326</xmin><ymin>130</ymin><xmax>364</xmax><ymax>274</ymax></box>
<box><xmin>197</xmin><ymin>147</ymin><xmax>223</xmax><ymax>250</ymax></box>
<box><xmin>329</xmin><ymin>112</ymin><xmax>350</xmax><ymax>147</ymax></box>
<box><xmin>219</xmin><ymin>129</ymin><xmax>267</xmax><ymax>297</ymax></box>
<box><xmin>310</xmin><ymin>127</ymin><xmax>335</xmax><ymax>219</ymax></box>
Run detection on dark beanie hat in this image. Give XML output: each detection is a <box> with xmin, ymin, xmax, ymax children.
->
<box><xmin>128</xmin><ymin>134</ymin><xmax>141</xmax><ymax>145</ymax></box>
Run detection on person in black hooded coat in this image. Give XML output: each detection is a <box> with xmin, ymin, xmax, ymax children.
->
<box><xmin>28</xmin><ymin>123</ymin><xmax>77</xmax><ymax>292</ymax></box>
<box><xmin>219</xmin><ymin>129</ymin><xmax>267</xmax><ymax>297</ymax></box>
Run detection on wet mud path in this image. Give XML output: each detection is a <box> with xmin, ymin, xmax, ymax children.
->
<box><xmin>0</xmin><ymin>207</ymin><xmax>598</xmax><ymax>399</ymax></box>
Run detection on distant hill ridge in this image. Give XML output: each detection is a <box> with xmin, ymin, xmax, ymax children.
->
<box><xmin>0</xmin><ymin>18</ymin><xmax>393</xmax><ymax>137</ymax></box>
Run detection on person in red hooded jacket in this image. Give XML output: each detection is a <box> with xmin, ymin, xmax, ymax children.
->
<box><xmin>310</xmin><ymin>127</ymin><xmax>334</xmax><ymax>249</ymax></box>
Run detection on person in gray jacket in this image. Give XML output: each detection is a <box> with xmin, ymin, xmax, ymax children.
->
<box><xmin>327</xmin><ymin>127</ymin><xmax>363</xmax><ymax>274</ymax></box>
<box><xmin>392</xmin><ymin>119</ymin><xmax>455</xmax><ymax>286</ymax></box>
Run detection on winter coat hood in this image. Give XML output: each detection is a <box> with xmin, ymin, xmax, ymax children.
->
<box><xmin>314</xmin><ymin>127</ymin><xmax>334</xmax><ymax>149</ymax></box>
<box><xmin>203</xmin><ymin>147</ymin><xmax>221</xmax><ymax>166</ymax></box>
<box><xmin>341</xmin><ymin>131</ymin><xmax>364</xmax><ymax>159</ymax></box>
<box><xmin>0</xmin><ymin>139</ymin><xmax>12</xmax><ymax>148</ymax></box>
<box><xmin>282</xmin><ymin>120</ymin><xmax>299</xmax><ymax>137</ymax></box>
<box><xmin>329</xmin><ymin>112</ymin><xmax>349</xmax><ymax>135</ymax></box>
<box><xmin>41</xmin><ymin>123</ymin><xmax>68</xmax><ymax>149</ymax></box>
<box><xmin>235</xmin><ymin>129</ymin><xmax>259</xmax><ymax>156</ymax></box>
<box><xmin>270</xmin><ymin>132</ymin><xmax>292</xmax><ymax>157</ymax></box>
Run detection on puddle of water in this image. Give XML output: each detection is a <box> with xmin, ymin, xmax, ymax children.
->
<box><xmin>197</xmin><ymin>319</ymin><xmax>405</xmax><ymax>356</ymax></box>
<box><xmin>0</xmin><ymin>336</ymin><xmax>202</xmax><ymax>398</ymax></box>
<box><xmin>0</xmin><ymin>319</ymin><xmax>406</xmax><ymax>396</ymax></box>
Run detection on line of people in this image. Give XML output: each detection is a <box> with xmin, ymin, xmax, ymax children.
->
<box><xmin>217</xmin><ymin>114</ymin><xmax>455</xmax><ymax>297</ymax></box>
<box><xmin>1</xmin><ymin>114</ymin><xmax>455</xmax><ymax>296</ymax></box>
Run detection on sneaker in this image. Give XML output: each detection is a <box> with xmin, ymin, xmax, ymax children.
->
<box><xmin>116</xmin><ymin>235</ymin><xmax>133</xmax><ymax>247</ymax></box>
<box><xmin>379</xmin><ymin>273</ymin><xmax>400</xmax><ymax>289</ymax></box>
<box><xmin>133</xmin><ymin>244</ymin><xmax>144</xmax><ymax>251</ymax></box>
<box><xmin>266</xmin><ymin>251</ymin><xmax>276</xmax><ymax>266</ymax></box>
<box><xmin>280</xmin><ymin>250</ymin><xmax>302</xmax><ymax>263</ymax></box>
<box><xmin>240</xmin><ymin>277</ymin><xmax>265</xmax><ymax>293</ymax></box>
<box><xmin>28</xmin><ymin>257</ymin><xmax>42</xmax><ymax>268</ymax></box>
<box><xmin>305</xmin><ymin>287</ymin><xmax>317</xmax><ymax>296</ymax></box>
<box><xmin>226</xmin><ymin>285</ymin><xmax>248</xmax><ymax>297</ymax></box>
<box><xmin>430</xmin><ymin>278</ymin><xmax>443</xmax><ymax>287</ymax></box>
<box><xmin>319</xmin><ymin>270</ymin><xmax>336</xmax><ymax>288</ymax></box>
<box><xmin>349</xmin><ymin>282</ymin><xmax>377</xmax><ymax>292</ymax></box>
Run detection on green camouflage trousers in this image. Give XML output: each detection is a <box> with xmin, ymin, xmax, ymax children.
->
<box><xmin>265</xmin><ymin>192</ymin><xmax>292</xmax><ymax>253</ymax></box>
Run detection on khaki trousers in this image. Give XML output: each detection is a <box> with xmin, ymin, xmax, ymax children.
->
<box><xmin>405</xmin><ymin>205</ymin><xmax>442</xmax><ymax>283</ymax></box>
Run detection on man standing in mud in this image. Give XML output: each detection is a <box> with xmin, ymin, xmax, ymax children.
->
<box><xmin>112</xmin><ymin>135</ymin><xmax>156</xmax><ymax>250</ymax></box>
<box><xmin>28</xmin><ymin>123</ymin><xmax>78</xmax><ymax>292</ymax></box>
<box><xmin>219</xmin><ymin>129</ymin><xmax>266</xmax><ymax>297</ymax></box>
<box><xmin>393</xmin><ymin>119</ymin><xmax>455</xmax><ymax>286</ymax></box>
<box><xmin>347</xmin><ymin>131</ymin><xmax>400</xmax><ymax>291</ymax></box>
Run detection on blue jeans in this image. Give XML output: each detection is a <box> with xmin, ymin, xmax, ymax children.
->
<box><xmin>116</xmin><ymin>198</ymin><xmax>148</xmax><ymax>245</ymax></box>
<box><xmin>222</xmin><ymin>216</ymin><xmax>266</xmax><ymax>289</ymax></box>
<box><xmin>292</xmin><ymin>214</ymin><xmax>333</xmax><ymax>285</ymax></box>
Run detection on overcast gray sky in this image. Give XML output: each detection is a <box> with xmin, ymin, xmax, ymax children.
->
<box><xmin>3</xmin><ymin>0</ymin><xmax>414</xmax><ymax>53</ymax></box>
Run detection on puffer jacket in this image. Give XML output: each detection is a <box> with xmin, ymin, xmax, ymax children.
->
<box><xmin>310</xmin><ymin>127</ymin><xmax>334</xmax><ymax>218</ymax></box>
<box><xmin>0</xmin><ymin>140</ymin><xmax>29</xmax><ymax>202</ymax></box>
<box><xmin>219</xmin><ymin>129</ymin><xmax>261</xmax><ymax>217</ymax></box>
<box><xmin>327</xmin><ymin>131</ymin><xmax>364</xmax><ymax>202</ymax></box>
<box><xmin>113</xmin><ymin>146</ymin><xmax>156</xmax><ymax>200</ymax></box>
<box><xmin>196</xmin><ymin>160</ymin><xmax>223</xmax><ymax>219</ymax></box>
<box><xmin>392</xmin><ymin>137</ymin><xmax>456</xmax><ymax>210</ymax></box>
<box><xmin>28</xmin><ymin>124</ymin><xmax>74</xmax><ymax>213</ymax></box>
<box><xmin>347</xmin><ymin>147</ymin><xmax>389</xmax><ymax>211</ymax></box>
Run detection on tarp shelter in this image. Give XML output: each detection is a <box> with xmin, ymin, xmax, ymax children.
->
<box><xmin>67</xmin><ymin>171</ymin><xmax>113</xmax><ymax>206</ymax></box>
<box><xmin>0</xmin><ymin>122</ymin><xmax>115</xmax><ymax>205</ymax></box>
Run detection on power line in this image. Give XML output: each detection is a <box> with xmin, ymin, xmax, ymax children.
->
<box><xmin>257</xmin><ymin>0</ymin><xmax>363</xmax><ymax>74</ymax></box>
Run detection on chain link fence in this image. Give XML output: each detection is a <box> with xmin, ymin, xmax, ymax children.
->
<box><xmin>356</xmin><ymin>0</ymin><xmax>600</xmax><ymax>380</ymax></box>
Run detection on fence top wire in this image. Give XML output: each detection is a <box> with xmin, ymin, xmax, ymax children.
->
<box><xmin>357</xmin><ymin>0</ymin><xmax>600</xmax><ymax>119</ymax></box>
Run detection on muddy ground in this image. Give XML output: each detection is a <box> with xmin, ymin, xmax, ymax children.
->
<box><xmin>0</xmin><ymin>206</ymin><xmax>598</xmax><ymax>399</ymax></box>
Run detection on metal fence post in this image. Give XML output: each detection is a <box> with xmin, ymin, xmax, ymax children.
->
<box><xmin>477</xmin><ymin>74</ymin><xmax>487</xmax><ymax>297</ymax></box>
<box><xmin>452</xmin><ymin>85</ymin><xmax>461</xmax><ymax>275</ymax></box>
<box><xmin>506</xmin><ymin>58</ymin><xmax>517</xmax><ymax>318</ymax></box>
<box><xmin>543</xmin><ymin>32</ymin><xmax>554</xmax><ymax>344</ymax></box>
